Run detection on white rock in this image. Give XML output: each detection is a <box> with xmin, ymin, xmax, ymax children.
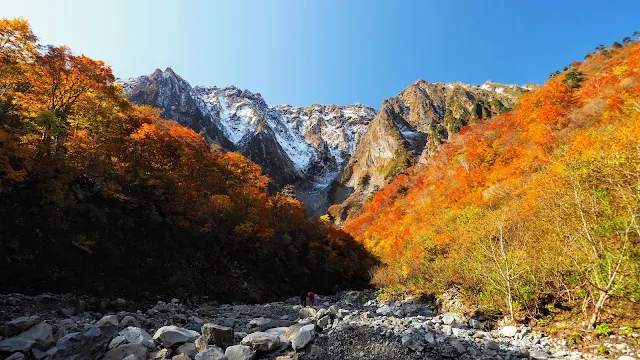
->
<box><xmin>498</xmin><ymin>326</ymin><xmax>519</xmax><ymax>337</ymax></box>
<box><xmin>240</xmin><ymin>332</ymin><xmax>280</xmax><ymax>352</ymax></box>
<box><xmin>152</xmin><ymin>325</ymin><xmax>199</xmax><ymax>348</ymax></box>
<box><xmin>291</xmin><ymin>325</ymin><xmax>315</xmax><ymax>351</ymax></box>
<box><xmin>225</xmin><ymin>344</ymin><xmax>257</xmax><ymax>360</ymax></box>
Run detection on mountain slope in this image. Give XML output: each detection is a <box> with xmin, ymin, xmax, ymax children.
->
<box><xmin>119</xmin><ymin>70</ymin><xmax>376</xmax><ymax>214</ymax></box>
<box><xmin>343</xmin><ymin>39</ymin><xmax>640</xmax><ymax>327</ymax></box>
<box><xmin>330</xmin><ymin>79</ymin><xmax>530</xmax><ymax>223</ymax></box>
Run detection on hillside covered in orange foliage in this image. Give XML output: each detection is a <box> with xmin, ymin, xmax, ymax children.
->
<box><xmin>344</xmin><ymin>38</ymin><xmax>640</xmax><ymax>327</ymax></box>
<box><xmin>0</xmin><ymin>18</ymin><xmax>375</xmax><ymax>301</ymax></box>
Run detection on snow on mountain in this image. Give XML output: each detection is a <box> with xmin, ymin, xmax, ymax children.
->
<box><xmin>117</xmin><ymin>69</ymin><xmax>376</xmax><ymax>215</ymax></box>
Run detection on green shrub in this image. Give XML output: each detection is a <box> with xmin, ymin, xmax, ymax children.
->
<box><xmin>567</xmin><ymin>332</ymin><xmax>581</xmax><ymax>344</ymax></box>
<box><xmin>595</xmin><ymin>323</ymin><xmax>613</xmax><ymax>337</ymax></box>
<box><xmin>598</xmin><ymin>345</ymin><xmax>608</xmax><ymax>355</ymax></box>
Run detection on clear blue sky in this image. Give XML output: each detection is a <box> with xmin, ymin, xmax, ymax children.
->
<box><xmin>3</xmin><ymin>0</ymin><xmax>639</xmax><ymax>107</ymax></box>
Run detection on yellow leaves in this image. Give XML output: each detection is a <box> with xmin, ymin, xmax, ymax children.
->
<box><xmin>613</xmin><ymin>64</ymin><xmax>630</xmax><ymax>78</ymax></box>
<box><xmin>210</xmin><ymin>194</ymin><xmax>232</xmax><ymax>212</ymax></box>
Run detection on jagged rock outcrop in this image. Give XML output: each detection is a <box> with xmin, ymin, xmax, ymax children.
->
<box><xmin>119</xmin><ymin>70</ymin><xmax>530</xmax><ymax>219</ymax></box>
<box><xmin>330</xmin><ymin>79</ymin><xmax>529</xmax><ymax>224</ymax></box>
<box><xmin>118</xmin><ymin>69</ymin><xmax>375</xmax><ymax>215</ymax></box>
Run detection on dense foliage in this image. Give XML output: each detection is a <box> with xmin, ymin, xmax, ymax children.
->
<box><xmin>344</xmin><ymin>36</ymin><xmax>640</xmax><ymax>327</ymax></box>
<box><xmin>0</xmin><ymin>19</ymin><xmax>376</xmax><ymax>301</ymax></box>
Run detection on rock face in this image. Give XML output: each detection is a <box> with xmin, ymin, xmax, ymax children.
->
<box><xmin>119</xmin><ymin>69</ymin><xmax>375</xmax><ymax>216</ymax></box>
<box><xmin>331</xmin><ymin>80</ymin><xmax>529</xmax><ymax>223</ymax></box>
<box><xmin>119</xmin><ymin>70</ymin><xmax>530</xmax><ymax>219</ymax></box>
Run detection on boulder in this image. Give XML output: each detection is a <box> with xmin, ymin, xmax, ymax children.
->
<box><xmin>441</xmin><ymin>312</ymin><xmax>465</xmax><ymax>326</ymax></box>
<box><xmin>299</xmin><ymin>308</ymin><xmax>317</xmax><ymax>319</ymax></box>
<box><xmin>153</xmin><ymin>326</ymin><xmax>200</xmax><ymax>348</ymax></box>
<box><xmin>103</xmin><ymin>343</ymin><xmax>149</xmax><ymax>360</ymax></box>
<box><xmin>202</xmin><ymin>323</ymin><xmax>234</xmax><ymax>348</ymax></box>
<box><xmin>424</xmin><ymin>332</ymin><xmax>435</xmax><ymax>345</ymax></box>
<box><xmin>343</xmin><ymin>291</ymin><xmax>365</xmax><ymax>304</ymax></box>
<box><xmin>48</xmin><ymin>321</ymin><xmax>118</xmax><ymax>360</ymax></box>
<box><xmin>17</xmin><ymin>322</ymin><xmax>54</xmax><ymax>350</ymax></box>
<box><xmin>176</xmin><ymin>342</ymin><xmax>197</xmax><ymax>358</ymax></box>
<box><xmin>247</xmin><ymin>318</ymin><xmax>293</xmax><ymax>332</ymax></box>
<box><xmin>468</xmin><ymin>318</ymin><xmax>485</xmax><ymax>330</ymax></box>
<box><xmin>317</xmin><ymin>315</ymin><xmax>330</xmax><ymax>329</ymax></box>
<box><xmin>195</xmin><ymin>346</ymin><xmax>227</xmax><ymax>360</ymax></box>
<box><xmin>0</xmin><ymin>337</ymin><xmax>36</xmax><ymax>353</ymax></box>
<box><xmin>225</xmin><ymin>345</ymin><xmax>257</xmax><ymax>360</ymax></box>
<box><xmin>449</xmin><ymin>339</ymin><xmax>466</xmax><ymax>354</ymax></box>
<box><xmin>96</xmin><ymin>315</ymin><xmax>119</xmax><ymax>328</ymax></box>
<box><xmin>172</xmin><ymin>355</ymin><xmax>190</xmax><ymax>360</ymax></box>
<box><xmin>240</xmin><ymin>332</ymin><xmax>280</xmax><ymax>352</ymax></box>
<box><xmin>120</xmin><ymin>316</ymin><xmax>141</xmax><ymax>328</ymax></box>
<box><xmin>5</xmin><ymin>353</ymin><xmax>26</xmax><ymax>360</ymax></box>
<box><xmin>2</xmin><ymin>316</ymin><xmax>40</xmax><ymax>337</ymax></box>
<box><xmin>119</xmin><ymin>326</ymin><xmax>155</xmax><ymax>349</ymax></box>
<box><xmin>291</xmin><ymin>325</ymin><xmax>314</xmax><ymax>351</ymax></box>
<box><xmin>484</xmin><ymin>340</ymin><xmax>500</xmax><ymax>351</ymax></box>
<box><xmin>108</xmin><ymin>335</ymin><xmax>126</xmax><ymax>350</ymax></box>
<box><xmin>498</xmin><ymin>326</ymin><xmax>518</xmax><ymax>338</ymax></box>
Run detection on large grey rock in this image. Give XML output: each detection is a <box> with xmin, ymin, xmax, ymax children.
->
<box><xmin>441</xmin><ymin>312</ymin><xmax>465</xmax><ymax>326</ymax></box>
<box><xmin>240</xmin><ymin>332</ymin><xmax>280</xmax><ymax>352</ymax></box>
<box><xmin>343</xmin><ymin>291</ymin><xmax>365</xmax><ymax>304</ymax></box>
<box><xmin>48</xmin><ymin>321</ymin><xmax>118</xmax><ymax>360</ymax></box>
<box><xmin>0</xmin><ymin>337</ymin><xmax>36</xmax><ymax>353</ymax></box>
<box><xmin>176</xmin><ymin>342</ymin><xmax>197</xmax><ymax>358</ymax></box>
<box><xmin>15</xmin><ymin>322</ymin><xmax>54</xmax><ymax>350</ymax></box>
<box><xmin>153</xmin><ymin>326</ymin><xmax>200</xmax><ymax>348</ymax></box>
<box><xmin>468</xmin><ymin>318</ymin><xmax>486</xmax><ymax>330</ymax></box>
<box><xmin>202</xmin><ymin>323</ymin><xmax>234</xmax><ymax>348</ymax></box>
<box><xmin>291</xmin><ymin>324</ymin><xmax>314</xmax><ymax>351</ymax></box>
<box><xmin>317</xmin><ymin>315</ymin><xmax>330</xmax><ymax>329</ymax></box>
<box><xmin>96</xmin><ymin>315</ymin><xmax>119</xmax><ymax>328</ymax></box>
<box><xmin>225</xmin><ymin>345</ymin><xmax>256</xmax><ymax>360</ymax></box>
<box><xmin>119</xmin><ymin>327</ymin><xmax>155</xmax><ymax>349</ymax></box>
<box><xmin>195</xmin><ymin>346</ymin><xmax>227</xmax><ymax>360</ymax></box>
<box><xmin>247</xmin><ymin>318</ymin><xmax>293</xmax><ymax>332</ymax></box>
<box><xmin>103</xmin><ymin>343</ymin><xmax>148</xmax><ymax>360</ymax></box>
<box><xmin>5</xmin><ymin>353</ymin><xmax>26</xmax><ymax>360</ymax></box>
<box><xmin>2</xmin><ymin>316</ymin><xmax>40</xmax><ymax>337</ymax></box>
<box><xmin>449</xmin><ymin>339</ymin><xmax>466</xmax><ymax>354</ymax></box>
<box><xmin>424</xmin><ymin>332</ymin><xmax>435</xmax><ymax>345</ymax></box>
<box><xmin>120</xmin><ymin>316</ymin><xmax>141</xmax><ymax>328</ymax></box>
<box><xmin>498</xmin><ymin>326</ymin><xmax>518</xmax><ymax>337</ymax></box>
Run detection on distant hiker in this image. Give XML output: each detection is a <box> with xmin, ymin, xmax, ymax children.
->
<box><xmin>299</xmin><ymin>290</ymin><xmax>316</xmax><ymax>306</ymax></box>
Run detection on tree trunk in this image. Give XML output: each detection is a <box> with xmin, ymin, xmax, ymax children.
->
<box><xmin>588</xmin><ymin>290</ymin><xmax>608</xmax><ymax>328</ymax></box>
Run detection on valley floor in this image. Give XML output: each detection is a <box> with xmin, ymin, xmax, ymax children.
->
<box><xmin>0</xmin><ymin>292</ymin><xmax>636</xmax><ymax>360</ymax></box>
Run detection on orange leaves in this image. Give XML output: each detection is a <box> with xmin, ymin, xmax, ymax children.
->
<box><xmin>344</xmin><ymin>40</ymin><xmax>640</xmax><ymax>284</ymax></box>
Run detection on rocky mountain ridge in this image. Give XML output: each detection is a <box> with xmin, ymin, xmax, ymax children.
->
<box><xmin>118</xmin><ymin>69</ymin><xmax>530</xmax><ymax>217</ymax></box>
<box><xmin>330</xmin><ymin>79</ymin><xmax>530</xmax><ymax>223</ymax></box>
<box><xmin>118</xmin><ymin>69</ymin><xmax>375</xmax><ymax>215</ymax></box>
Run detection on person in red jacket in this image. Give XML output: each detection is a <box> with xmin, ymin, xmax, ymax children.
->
<box><xmin>299</xmin><ymin>290</ymin><xmax>316</xmax><ymax>306</ymax></box>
